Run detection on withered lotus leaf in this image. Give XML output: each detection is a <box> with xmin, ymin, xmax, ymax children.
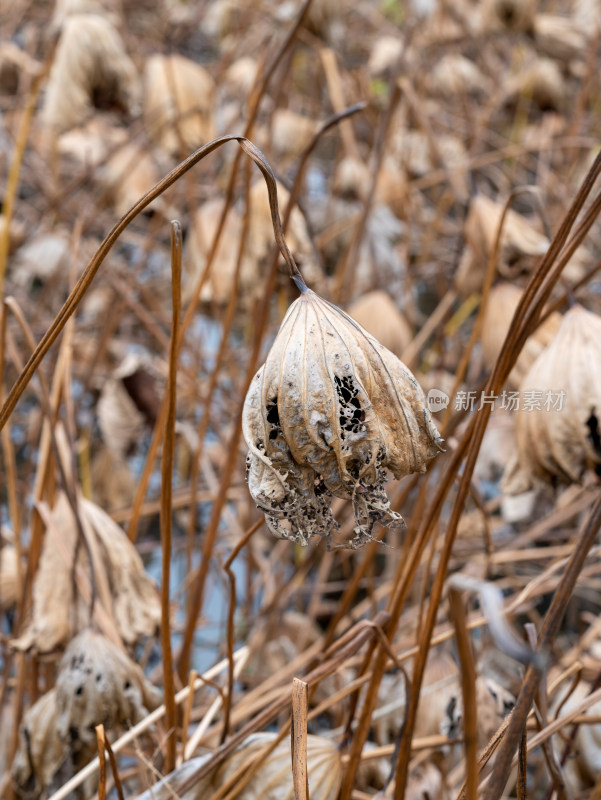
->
<box><xmin>503</xmin><ymin>305</ymin><xmax>601</xmax><ymax>493</ymax></box>
<box><xmin>133</xmin><ymin>732</ymin><xmax>341</xmax><ymax>800</ymax></box>
<box><xmin>243</xmin><ymin>286</ymin><xmax>443</xmax><ymax>548</ymax></box>
<box><xmin>12</xmin><ymin>689</ymin><xmax>71</xmax><ymax>799</ymax></box>
<box><xmin>55</xmin><ymin>629</ymin><xmax>162</xmax><ymax>752</ymax></box>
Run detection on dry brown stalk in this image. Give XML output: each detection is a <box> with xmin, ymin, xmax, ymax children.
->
<box><xmin>96</xmin><ymin>724</ymin><xmax>107</xmax><ymax>800</ymax></box>
<box><xmin>291</xmin><ymin>678</ymin><xmax>310</xmax><ymax>800</ymax></box>
<box><xmin>159</xmin><ymin>220</ymin><xmax>182</xmax><ymax>773</ymax></box>
<box><xmin>448</xmin><ymin>587</ymin><xmax>478</xmax><ymax>800</ymax></box>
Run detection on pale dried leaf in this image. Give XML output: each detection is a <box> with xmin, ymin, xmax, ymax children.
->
<box><xmin>0</xmin><ymin>544</ymin><xmax>20</xmax><ymax>610</ymax></box>
<box><xmin>500</xmin><ymin>486</ymin><xmax>538</xmax><ymax>523</ymax></box>
<box><xmin>481</xmin><ymin>282</ymin><xmax>562</xmax><ymax>389</ymax></box>
<box><xmin>405</xmin><ymin>762</ymin><xmax>447</xmax><ymax>800</ymax></box>
<box><xmin>11</xmin><ymin>495</ymin><xmax>85</xmax><ymax>652</ymax></box>
<box><xmin>91</xmin><ymin>445</ymin><xmax>135</xmax><ymax>512</ymax></box>
<box><xmin>187</xmin><ymin>181</ymin><xmax>322</xmax><ymax>306</ymax></box>
<box><xmin>425</xmin><ymin>53</ymin><xmax>488</xmax><ymax>97</ymax></box>
<box><xmin>502</xmin><ymin>305</ymin><xmax>601</xmax><ymax>492</ymax></box>
<box><xmin>99</xmin><ymin>142</ymin><xmax>164</xmax><ymax>218</ymax></box>
<box><xmin>58</xmin><ymin>117</ymin><xmax>127</xmax><ymax>167</ymax></box>
<box><xmin>55</xmin><ymin>628</ymin><xmax>162</xmax><ymax>752</ymax></box>
<box><xmin>473</xmin><ymin>407</ymin><xmax>516</xmax><ymax>483</ymax></box>
<box><xmin>333</xmin><ymin>156</ymin><xmax>371</xmax><ymax>201</ymax></box>
<box><xmin>502</xmin><ymin>58</ymin><xmax>566</xmax><ymax>114</ymax></box>
<box><xmin>12</xmin><ymin>492</ymin><xmax>160</xmax><ymax>652</ymax></box>
<box><xmin>143</xmin><ymin>53</ymin><xmax>214</xmax><ymax>156</ymax></box>
<box><xmin>51</xmin><ymin>0</ymin><xmax>122</xmax><ymax>28</ymax></box>
<box><xmin>185</xmin><ymin>197</ymin><xmax>250</xmax><ymax>306</ymax></box>
<box><xmin>243</xmin><ymin>610</ymin><xmax>322</xmax><ymax>686</ymax></box>
<box><xmin>455</xmin><ymin>196</ymin><xmax>550</xmax><ymax>297</ymax></box>
<box><xmin>82</xmin><ymin>496</ymin><xmax>161</xmax><ymax>643</ymax></box>
<box><xmin>0</xmin><ymin>214</ymin><xmax>26</xmax><ymax>254</ymax></box>
<box><xmin>11</xmin><ymin>231</ymin><xmax>71</xmax><ymax>288</ymax></box>
<box><xmin>347</xmin><ymin>290</ymin><xmax>412</xmax><ymax>360</ymax></box>
<box><xmin>534</xmin><ymin>14</ymin><xmax>589</xmax><ymax>63</ymax></box>
<box><xmin>42</xmin><ymin>14</ymin><xmax>141</xmax><ymax>132</ymax></box>
<box><xmin>12</xmin><ymin>689</ymin><xmax>77</xmax><ymax>800</ymax></box>
<box><xmin>97</xmin><ymin>368</ymin><xmax>146</xmax><ymax>459</ymax></box>
<box><xmin>246</xmin><ymin>179</ymin><xmax>323</xmax><ymax>293</ymax></box>
<box><xmin>368</xmin><ymin>652</ymin><xmax>514</xmax><ymax>758</ymax></box>
<box><xmin>223</xmin><ymin>56</ymin><xmax>259</xmax><ymax>97</ymax></box>
<box><xmin>574</xmin><ymin>0</ymin><xmax>601</xmax><ymax>33</ymax></box>
<box><xmin>368</xmin><ymin>36</ymin><xmax>404</xmax><ymax>75</ymax></box>
<box><xmin>553</xmin><ymin>680</ymin><xmax>601</xmax><ymax>792</ymax></box>
<box><xmin>134</xmin><ymin>733</ymin><xmax>341</xmax><ymax>800</ymax></box>
<box><xmin>271</xmin><ymin>109</ymin><xmax>318</xmax><ymax>163</ymax></box>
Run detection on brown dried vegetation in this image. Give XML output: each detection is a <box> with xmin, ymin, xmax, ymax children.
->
<box><xmin>1</xmin><ymin>0</ymin><xmax>601</xmax><ymax>799</ymax></box>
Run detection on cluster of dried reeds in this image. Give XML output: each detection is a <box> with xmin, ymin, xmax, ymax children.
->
<box><xmin>2</xmin><ymin>0</ymin><xmax>601</xmax><ymax>799</ymax></box>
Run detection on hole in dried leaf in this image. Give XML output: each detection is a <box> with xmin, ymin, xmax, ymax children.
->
<box><xmin>335</xmin><ymin>375</ymin><xmax>365</xmax><ymax>436</ymax></box>
<box><xmin>586</xmin><ymin>410</ymin><xmax>601</xmax><ymax>458</ymax></box>
<box><xmin>266</xmin><ymin>398</ymin><xmax>280</xmax><ymax>425</ymax></box>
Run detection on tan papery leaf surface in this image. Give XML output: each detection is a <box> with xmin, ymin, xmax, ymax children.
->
<box><xmin>12</xmin><ymin>492</ymin><xmax>160</xmax><ymax>652</ymax></box>
<box><xmin>12</xmin><ymin>689</ymin><xmax>76</xmax><ymax>800</ymax></box>
<box><xmin>481</xmin><ymin>282</ymin><xmax>562</xmax><ymax>389</ymax></box>
<box><xmin>134</xmin><ymin>732</ymin><xmax>341</xmax><ymax>800</ymax></box>
<box><xmin>347</xmin><ymin>290</ymin><xmax>412</xmax><ymax>360</ymax></box>
<box><xmin>0</xmin><ymin>543</ymin><xmax>20</xmax><ymax>610</ymax></box>
<box><xmin>143</xmin><ymin>53</ymin><xmax>214</xmax><ymax>157</ymax></box>
<box><xmin>55</xmin><ymin>628</ymin><xmax>161</xmax><ymax>752</ymax></box>
<box><xmin>455</xmin><ymin>195</ymin><xmax>549</xmax><ymax>298</ymax></box>
<box><xmin>42</xmin><ymin>13</ymin><xmax>140</xmax><ymax>132</ymax></box>
<box><xmin>503</xmin><ymin>305</ymin><xmax>601</xmax><ymax>493</ymax></box>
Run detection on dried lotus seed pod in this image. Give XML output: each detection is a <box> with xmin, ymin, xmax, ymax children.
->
<box><xmin>243</xmin><ymin>285</ymin><xmax>443</xmax><ymax>548</ymax></box>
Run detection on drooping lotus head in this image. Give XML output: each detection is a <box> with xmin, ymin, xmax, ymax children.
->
<box><xmin>243</xmin><ymin>284</ymin><xmax>443</xmax><ymax>548</ymax></box>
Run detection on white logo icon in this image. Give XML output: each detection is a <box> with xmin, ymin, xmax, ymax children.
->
<box><xmin>427</xmin><ymin>388</ymin><xmax>450</xmax><ymax>413</ymax></box>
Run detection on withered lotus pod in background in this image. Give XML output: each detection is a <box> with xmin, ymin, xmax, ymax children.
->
<box><xmin>243</xmin><ymin>280</ymin><xmax>443</xmax><ymax>548</ymax></box>
<box><xmin>503</xmin><ymin>305</ymin><xmax>601</xmax><ymax>493</ymax></box>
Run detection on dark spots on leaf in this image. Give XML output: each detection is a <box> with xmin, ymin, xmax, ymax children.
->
<box><xmin>75</xmin><ymin>685</ymin><xmax>84</xmax><ymax>697</ymax></box>
<box><xmin>124</xmin><ymin>680</ymin><xmax>131</xmax><ymax>690</ymax></box>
